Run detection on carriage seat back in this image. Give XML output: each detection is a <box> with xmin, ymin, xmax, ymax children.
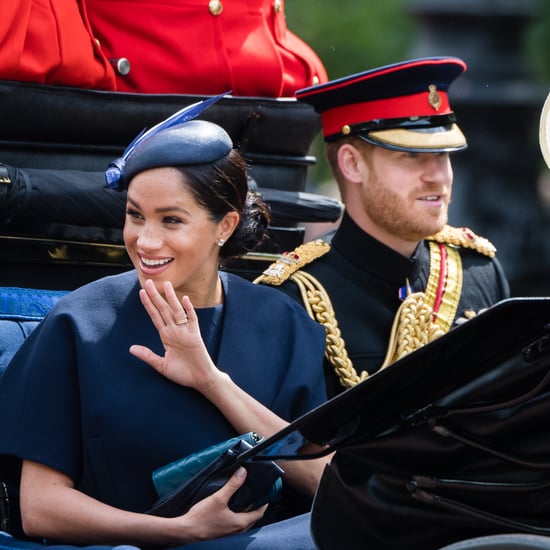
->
<box><xmin>0</xmin><ymin>287</ymin><xmax>68</xmax><ymax>374</ymax></box>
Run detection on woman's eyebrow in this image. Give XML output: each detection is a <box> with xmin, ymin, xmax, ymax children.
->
<box><xmin>127</xmin><ymin>196</ymin><xmax>191</xmax><ymax>216</ymax></box>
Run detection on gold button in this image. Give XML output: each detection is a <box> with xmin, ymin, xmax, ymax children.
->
<box><xmin>273</xmin><ymin>0</ymin><xmax>281</xmax><ymax>13</ymax></box>
<box><xmin>341</xmin><ymin>125</ymin><xmax>351</xmax><ymax>135</ymax></box>
<box><xmin>209</xmin><ymin>0</ymin><xmax>223</xmax><ymax>16</ymax></box>
<box><xmin>311</xmin><ymin>75</ymin><xmax>320</xmax><ymax>86</ymax></box>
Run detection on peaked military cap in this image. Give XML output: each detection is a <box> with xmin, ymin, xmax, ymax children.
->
<box><xmin>295</xmin><ymin>56</ymin><xmax>468</xmax><ymax>153</ymax></box>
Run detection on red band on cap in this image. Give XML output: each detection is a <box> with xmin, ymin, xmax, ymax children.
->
<box><xmin>321</xmin><ymin>91</ymin><xmax>451</xmax><ymax>137</ymax></box>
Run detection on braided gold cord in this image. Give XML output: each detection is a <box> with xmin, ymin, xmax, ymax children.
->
<box><xmin>428</xmin><ymin>225</ymin><xmax>496</xmax><ymax>258</ymax></box>
<box><xmin>380</xmin><ymin>292</ymin><xmax>445</xmax><ymax>368</ymax></box>
<box><xmin>253</xmin><ymin>240</ymin><xmax>331</xmax><ymax>286</ymax></box>
<box><xmin>291</xmin><ymin>271</ymin><xmax>368</xmax><ymax>388</ymax></box>
<box><xmin>290</xmin><ymin>272</ymin><xmax>446</xmax><ymax>388</ymax></box>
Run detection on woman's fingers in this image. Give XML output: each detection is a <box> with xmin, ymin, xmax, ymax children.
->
<box><xmin>163</xmin><ymin>281</ymin><xmax>188</xmax><ymax>324</ymax></box>
<box><xmin>138</xmin><ymin>286</ymin><xmax>165</xmax><ymax>331</ymax></box>
<box><xmin>139</xmin><ymin>280</ymin><xmax>199</xmax><ymax>332</ymax></box>
<box><xmin>140</xmin><ymin>280</ymin><xmax>187</xmax><ymax>328</ymax></box>
<box><xmin>180</xmin><ymin>295</ymin><xmax>198</xmax><ymax>326</ymax></box>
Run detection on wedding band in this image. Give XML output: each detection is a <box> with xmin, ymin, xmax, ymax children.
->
<box><xmin>175</xmin><ymin>318</ymin><xmax>189</xmax><ymax>325</ymax></box>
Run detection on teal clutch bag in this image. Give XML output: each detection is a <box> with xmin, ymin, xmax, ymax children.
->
<box><xmin>152</xmin><ymin>432</ymin><xmax>283</xmax><ymax>509</ymax></box>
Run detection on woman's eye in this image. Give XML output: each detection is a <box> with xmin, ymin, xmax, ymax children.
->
<box><xmin>126</xmin><ymin>208</ymin><xmax>143</xmax><ymax>219</ymax></box>
<box><xmin>163</xmin><ymin>216</ymin><xmax>183</xmax><ymax>225</ymax></box>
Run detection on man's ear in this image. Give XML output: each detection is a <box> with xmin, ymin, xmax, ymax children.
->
<box><xmin>337</xmin><ymin>143</ymin><xmax>365</xmax><ymax>184</ymax></box>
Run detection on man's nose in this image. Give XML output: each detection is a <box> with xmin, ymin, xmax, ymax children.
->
<box><xmin>422</xmin><ymin>155</ymin><xmax>451</xmax><ymax>182</ymax></box>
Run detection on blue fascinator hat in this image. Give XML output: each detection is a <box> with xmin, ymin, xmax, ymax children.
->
<box><xmin>105</xmin><ymin>93</ymin><xmax>232</xmax><ymax>190</ymax></box>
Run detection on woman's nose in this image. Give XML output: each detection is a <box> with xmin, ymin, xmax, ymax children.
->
<box><xmin>137</xmin><ymin>225</ymin><xmax>163</xmax><ymax>249</ymax></box>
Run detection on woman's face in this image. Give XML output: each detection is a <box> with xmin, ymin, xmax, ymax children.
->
<box><xmin>123</xmin><ymin>166</ymin><xmax>233</xmax><ymax>302</ymax></box>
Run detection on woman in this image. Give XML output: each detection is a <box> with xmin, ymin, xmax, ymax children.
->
<box><xmin>0</xmin><ymin>111</ymin><xmax>327</xmax><ymax>548</ymax></box>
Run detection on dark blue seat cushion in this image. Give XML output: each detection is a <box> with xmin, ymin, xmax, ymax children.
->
<box><xmin>0</xmin><ymin>320</ymin><xmax>39</xmax><ymax>373</ymax></box>
<box><xmin>0</xmin><ymin>287</ymin><xmax>68</xmax><ymax>374</ymax></box>
<box><xmin>0</xmin><ymin>531</ymin><xmax>140</xmax><ymax>550</ymax></box>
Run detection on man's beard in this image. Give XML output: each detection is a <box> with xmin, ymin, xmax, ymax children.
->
<box><xmin>361</xmin><ymin>173</ymin><xmax>449</xmax><ymax>243</ymax></box>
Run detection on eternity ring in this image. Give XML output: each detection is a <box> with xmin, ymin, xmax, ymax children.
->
<box><xmin>175</xmin><ymin>318</ymin><xmax>189</xmax><ymax>325</ymax></box>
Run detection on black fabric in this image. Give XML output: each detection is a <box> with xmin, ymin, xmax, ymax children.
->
<box><xmin>0</xmin><ymin>165</ymin><xmax>126</xmax><ymax>243</ymax></box>
<box><xmin>0</xmin><ymin>455</ymin><xmax>23</xmax><ymax>538</ymax></box>
<box><xmin>312</xmin><ymin>303</ymin><xmax>550</xmax><ymax>548</ymax></box>
<box><xmin>439</xmin><ymin>533</ymin><xmax>550</xmax><ymax>549</ymax></box>
<box><xmin>0</xmin><ymin>164</ymin><xmax>341</xmax><ymax>244</ymax></box>
<box><xmin>244</xmin><ymin>297</ymin><xmax>550</xmax><ymax>549</ymax></box>
<box><xmin>0</xmin><ymin>80</ymin><xmax>320</xmax><ymax>190</ymax></box>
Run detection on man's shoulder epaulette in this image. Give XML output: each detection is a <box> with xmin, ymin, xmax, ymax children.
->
<box><xmin>427</xmin><ymin>225</ymin><xmax>496</xmax><ymax>258</ymax></box>
<box><xmin>254</xmin><ymin>239</ymin><xmax>331</xmax><ymax>286</ymax></box>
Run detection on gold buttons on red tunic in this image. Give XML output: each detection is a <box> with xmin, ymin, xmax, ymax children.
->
<box><xmin>208</xmin><ymin>0</ymin><xmax>223</xmax><ymax>16</ymax></box>
<box><xmin>273</xmin><ymin>0</ymin><xmax>282</xmax><ymax>13</ymax></box>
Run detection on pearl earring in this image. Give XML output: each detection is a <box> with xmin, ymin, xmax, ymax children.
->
<box><xmin>218</xmin><ymin>238</ymin><xmax>225</xmax><ymax>247</ymax></box>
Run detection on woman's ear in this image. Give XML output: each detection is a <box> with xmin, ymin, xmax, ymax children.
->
<box><xmin>337</xmin><ymin>143</ymin><xmax>365</xmax><ymax>184</ymax></box>
<box><xmin>218</xmin><ymin>211</ymin><xmax>240</xmax><ymax>243</ymax></box>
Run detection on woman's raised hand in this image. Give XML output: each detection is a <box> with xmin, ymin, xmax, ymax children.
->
<box><xmin>130</xmin><ymin>279</ymin><xmax>224</xmax><ymax>393</ymax></box>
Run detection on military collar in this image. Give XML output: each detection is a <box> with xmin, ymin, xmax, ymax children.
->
<box><xmin>331</xmin><ymin>212</ymin><xmax>419</xmax><ymax>286</ymax></box>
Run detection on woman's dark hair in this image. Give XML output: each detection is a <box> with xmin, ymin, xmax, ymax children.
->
<box><xmin>176</xmin><ymin>149</ymin><xmax>270</xmax><ymax>261</ymax></box>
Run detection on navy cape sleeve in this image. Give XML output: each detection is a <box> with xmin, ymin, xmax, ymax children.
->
<box><xmin>0</xmin><ymin>305</ymin><xmax>83</xmax><ymax>479</ymax></box>
<box><xmin>219</xmin><ymin>273</ymin><xmax>327</xmax><ymax>421</ymax></box>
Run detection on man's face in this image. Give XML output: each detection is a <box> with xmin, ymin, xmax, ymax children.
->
<box><xmin>358</xmin><ymin>146</ymin><xmax>453</xmax><ymax>244</ymax></box>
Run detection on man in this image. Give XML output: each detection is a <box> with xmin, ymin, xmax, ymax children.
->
<box><xmin>255</xmin><ymin>57</ymin><xmax>510</xmax><ymax>398</ymax></box>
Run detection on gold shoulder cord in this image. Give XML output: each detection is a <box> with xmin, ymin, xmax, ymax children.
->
<box><xmin>379</xmin><ymin>226</ymin><xmax>496</xmax><ymax>377</ymax></box>
<box><xmin>255</xmin><ymin>226</ymin><xmax>494</xmax><ymax>389</ymax></box>
<box><xmin>255</xmin><ymin>240</ymin><xmax>366</xmax><ymax>388</ymax></box>
<box><xmin>381</xmin><ymin>242</ymin><xmax>462</xmax><ymax>367</ymax></box>
<box><xmin>290</xmin><ymin>270</ymin><xmax>368</xmax><ymax>388</ymax></box>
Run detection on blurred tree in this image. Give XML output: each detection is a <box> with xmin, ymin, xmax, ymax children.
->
<box><xmin>284</xmin><ymin>0</ymin><xmax>415</xmax><ymax>190</ymax></box>
<box><xmin>285</xmin><ymin>0</ymin><xmax>414</xmax><ymax>80</ymax></box>
<box><xmin>525</xmin><ymin>0</ymin><xmax>550</xmax><ymax>83</ymax></box>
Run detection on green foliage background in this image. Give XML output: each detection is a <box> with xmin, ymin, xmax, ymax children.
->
<box><xmin>283</xmin><ymin>0</ymin><xmax>413</xmax><ymax>189</ymax></box>
<box><xmin>285</xmin><ymin>0</ymin><xmax>414</xmax><ymax>81</ymax></box>
<box><xmin>525</xmin><ymin>0</ymin><xmax>550</xmax><ymax>83</ymax></box>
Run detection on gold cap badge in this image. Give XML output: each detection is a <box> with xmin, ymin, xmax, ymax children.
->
<box><xmin>428</xmin><ymin>84</ymin><xmax>441</xmax><ymax>111</ymax></box>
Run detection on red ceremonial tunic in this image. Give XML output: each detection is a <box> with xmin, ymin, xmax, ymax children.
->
<box><xmin>85</xmin><ymin>0</ymin><xmax>328</xmax><ymax>96</ymax></box>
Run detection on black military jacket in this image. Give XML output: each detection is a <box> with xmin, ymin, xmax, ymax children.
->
<box><xmin>270</xmin><ymin>213</ymin><xmax>510</xmax><ymax>398</ymax></box>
